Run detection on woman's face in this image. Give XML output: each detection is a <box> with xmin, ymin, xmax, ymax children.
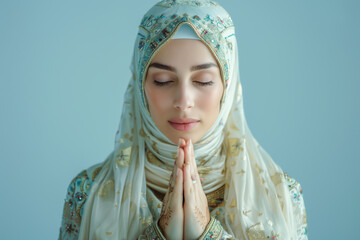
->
<box><xmin>144</xmin><ymin>39</ymin><xmax>223</xmax><ymax>144</ymax></box>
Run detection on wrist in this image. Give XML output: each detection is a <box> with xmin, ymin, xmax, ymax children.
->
<box><xmin>198</xmin><ymin>217</ymin><xmax>224</xmax><ymax>240</ymax></box>
<box><xmin>155</xmin><ymin>218</ymin><xmax>167</xmax><ymax>239</ymax></box>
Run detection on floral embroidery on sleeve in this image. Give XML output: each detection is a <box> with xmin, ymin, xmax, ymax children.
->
<box><xmin>59</xmin><ymin>166</ymin><xmax>102</xmax><ymax>240</ymax></box>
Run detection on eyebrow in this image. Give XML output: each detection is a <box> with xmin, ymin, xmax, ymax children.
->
<box><xmin>148</xmin><ymin>62</ymin><xmax>218</xmax><ymax>72</ymax></box>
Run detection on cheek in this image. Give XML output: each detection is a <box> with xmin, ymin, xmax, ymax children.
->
<box><xmin>197</xmin><ymin>87</ymin><xmax>223</xmax><ymax>113</ymax></box>
<box><xmin>145</xmin><ymin>87</ymin><xmax>170</xmax><ymax>116</ymax></box>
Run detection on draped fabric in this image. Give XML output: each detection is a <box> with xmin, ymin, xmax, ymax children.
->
<box><xmin>77</xmin><ymin>0</ymin><xmax>304</xmax><ymax>239</ymax></box>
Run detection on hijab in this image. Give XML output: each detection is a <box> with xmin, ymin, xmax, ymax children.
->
<box><xmin>78</xmin><ymin>0</ymin><xmax>298</xmax><ymax>239</ymax></box>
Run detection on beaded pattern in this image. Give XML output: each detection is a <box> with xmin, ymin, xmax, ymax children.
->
<box><xmin>156</xmin><ymin>0</ymin><xmax>220</xmax><ymax>8</ymax></box>
<box><xmin>58</xmin><ymin>164</ymin><xmax>102</xmax><ymax>239</ymax></box>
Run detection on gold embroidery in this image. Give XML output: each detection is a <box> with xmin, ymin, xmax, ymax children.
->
<box><xmin>271</xmin><ymin>173</ymin><xmax>283</xmax><ymax>186</ymax></box>
<box><xmin>105</xmin><ymin>232</ymin><xmax>112</xmax><ymax>236</ymax></box>
<box><xmin>227</xmin><ymin>212</ymin><xmax>234</xmax><ymax>223</ymax></box>
<box><xmin>139</xmin><ymin>128</ymin><xmax>146</xmax><ymax>137</ymax></box>
<box><xmin>115</xmin><ymin>146</ymin><xmax>132</xmax><ymax>167</ymax></box>
<box><xmin>246</xmin><ymin>222</ymin><xmax>267</xmax><ymax>240</ymax></box>
<box><xmin>141</xmin><ymin>216</ymin><xmax>153</xmax><ymax>226</ymax></box>
<box><xmin>147</xmin><ymin>151</ymin><xmax>162</xmax><ymax>167</ymax></box>
<box><xmin>228</xmin><ymin>138</ymin><xmax>243</xmax><ymax>156</ymax></box>
<box><xmin>230</xmin><ymin>199</ymin><xmax>236</xmax><ymax>208</ymax></box>
<box><xmin>261</xmin><ymin>178</ymin><xmax>265</xmax><ymax>184</ymax></box>
<box><xmin>236</xmin><ymin>169</ymin><xmax>245</xmax><ymax>175</ymax></box>
<box><xmin>124</xmin><ymin>133</ymin><xmax>129</xmax><ymax>139</ymax></box>
<box><xmin>152</xmin><ymin>142</ymin><xmax>159</xmax><ymax>153</ymax></box>
<box><xmin>92</xmin><ymin>167</ymin><xmax>102</xmax><ymax>181</ymax></box>
<box><xmin>198</xmin><ymin>166</ymin><xmax>212</xmax><ymax>177</ymax></box>
<box><xmin>243</xmin><ymin>209</ymin><xmax>251</xmax><ymax>216</ymax></box>
<box><xmin>97</xmin><ymin>179</ymin><xmax>115</xmax><ymax>197</ymax></box>
<box><xmin>230</xmin><ymin>123</ymin><xmax>239</xmax><ymax>130</ymax></box>
<box><xmin>255</xmin><ymin>163</ymin><xmax>263</xmax><ymax>174</ymax></box>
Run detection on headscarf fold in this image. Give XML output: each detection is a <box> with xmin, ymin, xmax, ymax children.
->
<box><xmin>79</xmin><ymin>0</ymin><xmax>298</xmax><ymax>239</ymax></box>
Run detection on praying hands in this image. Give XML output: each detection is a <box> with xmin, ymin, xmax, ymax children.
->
<box><xmin>159</xmin><ymin>138</ymin><xmax>210</xmax><ymax>240</ymax></box>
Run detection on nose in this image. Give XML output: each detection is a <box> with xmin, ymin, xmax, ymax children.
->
<box><xmin>173</xmin><ymin>82</ymin><xmax>194</xmax><ymax>111</ymax></box>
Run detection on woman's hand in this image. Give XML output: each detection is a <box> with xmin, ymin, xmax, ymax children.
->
<box><xmin>183</xmin><ymin>139</ymin><xmax>210</xmax><ymax>239</ymax></box>
<box><xmin>158</xmin><ymin>142</ymin><xmax>185</xmax><ymax>240</ymax></box>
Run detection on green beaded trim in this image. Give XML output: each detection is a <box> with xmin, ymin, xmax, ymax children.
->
<box><xmin>199</xmin><ymin>217</ymin><xmax>224</xmax><ymax>240</ymax></box>
<box><xmin>144</xmin><ymin>218</ymin><xmax>166</xmax><ymax>239</ymax></box>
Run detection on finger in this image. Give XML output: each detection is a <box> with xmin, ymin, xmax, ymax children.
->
<box><xmin>189</xmin><ymin>139</ymin><xmax>198</xmax><ymax>173</ymax></box>
<box><xmin>170</xmin><ymin>167</ymin><xmax>183</xmax><ymax>209</ymax></box>
<box><xmin>186</xmin><ymin>139</ymin><xmax>200</xmax><ymax>186</ymax></box>
<box><xmin>176</xmin><ymin>145</ymin><xmax>184</xmax><ymax>170</ymax></box>
<box><xmin>180</xmin><ymin>138</ymin><xmax>186</xmax><ymax>148</ymax></box>
<box><xmin>183</xmin><ymin>157</ymin><xmax>194</xmax><ymax>204</ymax></box>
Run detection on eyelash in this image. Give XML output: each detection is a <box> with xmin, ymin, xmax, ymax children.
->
<box><xmin>153</xmin><ymin>80</ymin><xmax>214</xmax><ymax>86</ymax></box>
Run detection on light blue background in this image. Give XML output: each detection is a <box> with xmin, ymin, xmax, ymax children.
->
<box><xmin>1</xmin><ymin>0</ymin><xmax>359</xmax><ymax>239</ymax></box>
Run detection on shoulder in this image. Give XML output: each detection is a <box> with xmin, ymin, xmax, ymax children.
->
<box><xmin>66</xmin><ymin>162</ymin><xmax>103</xmax><ymax>217</ymax></box>
<box><xmin>283</xmin><ymin>172</ymin><xmax>304</xmax><ymax>202</ymax></box>
<box><xmin>59</xmin><ymin>162</ymin><xmax>103</xmax><ymax>239</ymax></box>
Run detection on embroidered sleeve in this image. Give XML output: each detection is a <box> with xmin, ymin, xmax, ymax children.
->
<box><xmin>198</xmin><ymin>217</ymin><xmax>233</xmax><ymax>239</ymax></box>
<box><xmin>284</xmin><ymin>173</ymin><xmax>308</xmax><ymax>240</ymax></box>
<box><xmin>142</xmin><ymin>218</ymin><xmax>166</xmax><ymax>239</ymax></box>
<box><xmin>58</xmin><ymin>170</ymin><xmax>92</xmax><ymax>240</ymax></box>
<box><xmin>142</xmin><ymin>217</ymin><xmax>233</xmax><ymax>240</ymax></box>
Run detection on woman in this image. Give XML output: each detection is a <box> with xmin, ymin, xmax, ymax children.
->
<box><xmin>59</xmin><ymin>0</ymin><xmax>308</xmax><ymax>239</ymax></box>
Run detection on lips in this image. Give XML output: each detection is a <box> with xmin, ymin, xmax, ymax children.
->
<box><xmin>168</xmin><ymin>118</ymin><xmax>200</xmax><ymax>131</ymax></box>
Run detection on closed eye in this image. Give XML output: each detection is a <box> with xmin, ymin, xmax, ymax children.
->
<box><xmin>195</xmin><ymin>81</ymin><xmax>214</xmax><ymax>86</ymax></box>
<box><xmin>153</xmin><ymin>80</ymin><xmax>173</xmax><ymax>86</ymax></box>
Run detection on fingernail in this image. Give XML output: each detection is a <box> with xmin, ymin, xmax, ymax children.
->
<box><xmin>176</xmin><ymin>167</ymin><xmax>179</xmax><ymax>176</ymax></box>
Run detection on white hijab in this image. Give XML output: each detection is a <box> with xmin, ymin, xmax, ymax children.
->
<box><xmin>78</xmin><ymin>0</ymin><xmax>298</xmax><ymax>239</ymax></box>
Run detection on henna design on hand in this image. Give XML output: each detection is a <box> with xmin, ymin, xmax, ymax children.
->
<box><xmin>159</xmin><ymin>207</ymin><xmax>174</xmax><ymax>229</ymax></box>
<box><xmin>194</xmin><ymin>206</ymin><xmax>207</xmax><ymax>229</ymax></box>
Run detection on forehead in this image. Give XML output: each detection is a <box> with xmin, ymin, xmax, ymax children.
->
<box><xmin>150</xmin><ymin>39</ymin><xmax>218</xmax><ymax>68</ymax></box>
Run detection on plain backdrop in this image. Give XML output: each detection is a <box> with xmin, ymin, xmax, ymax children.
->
<box><xmin>1</xmin><ymin>0</ymin><xmax>359</xmax><ymax>239</ymax></box>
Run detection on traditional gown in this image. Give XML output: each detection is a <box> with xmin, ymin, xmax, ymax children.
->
<box><xmin>59</xmin><ymin>0</ymin><xmax>308</xmax><ymax>239</ymax></box>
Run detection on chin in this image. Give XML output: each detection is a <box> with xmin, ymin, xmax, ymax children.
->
<box><xmin>168</xmin><ymin>133</ymin><xmax>201</xmax><ymax>144</ymax></box>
